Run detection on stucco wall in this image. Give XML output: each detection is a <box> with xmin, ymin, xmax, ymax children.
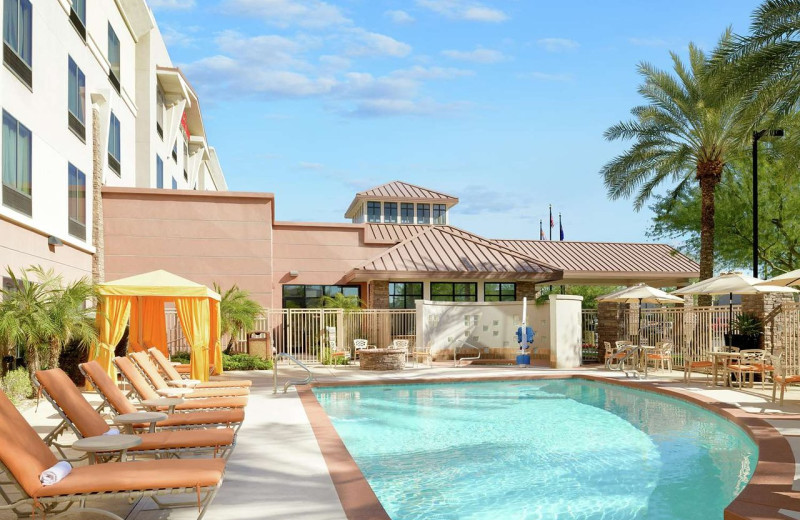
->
<box><xmin>103</xmin><ymin>188</ymin><xmax>274</xmax><ymax>305</ymax></box>
<box><xmin>0</xmin><ymin>218</ymin><xmax>92</xmax><ymax>282</ymax></box>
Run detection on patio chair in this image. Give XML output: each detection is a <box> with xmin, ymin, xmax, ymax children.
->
<box><xmin>115</xmin><ymin>356</ymin><xmax>248</xmax><ymax>411</ymax></box>
<box><xmin>353</xmin><ymin>339</ymin><xmax>369</xmax><ymax>360</ymax></box>
<box><xmin>325</xmin><ymin>327</ymin><xmax>350</xmax><ymax>367</ymax></box>
<box><xmin>646</xmin><ymin>342</ymin><xmax>673</xmax><ymax>372</ymax></box>
<box><xmin>35</xmin><ymin>369</ymin><xmax>236</xmax><ymax>460</ymax></box>
<box><xmin>0</xmin><ymin>389</ymin><xmax>225</xmax><ymax>520</ymax></box>
<box><xmin>130</xmin><ymin>352</ymin><xmax>249</xmax><ymax>398</ymax></box>
<box><xmin>605</xmin><ymin>341</ymin><xmax>630</xmax><ymax>370</ymax></box>
<box><xmin>771</xmin><ymin>352</ymin><xmax>800</xmax><ymax>405</ymax></box>
<box><xmin>148</xmin><ymin>348</ymin><xmax>252</xmax><ymax>388</ymax></box>
<box><xmin>80</xmin><ymin>361</ymin><xmax>244</xmax><ymax>433</ymax></box>
<box><xmin>413</xmin><ymin>344</ymin><xmax>433</xmax><ymax>367</ymax></box>
<box><xmin>727</xmin><ymin>349</ymin><xmax>763</xmax><ymax>389</ymax></box>
<box><xmin>393</xmin><ymin>339</ymin><xmax>411</xmax><ymax>367</ymax></box>
<box><xmin>681</xmin><ymin>346</ymin><xmax>713</xmax><ymax>383</ymax></box>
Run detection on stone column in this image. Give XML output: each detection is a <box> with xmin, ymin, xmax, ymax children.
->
<box><xmin>741</xmin><ymin>293</ymin><xmax>793</xmax><ymax>352</ymax></box>
<box><xmin>597</xmin><ymin>301</ymin><xmax>626</xmax><ymax>359</ymax></box>
<box><xmin>368</xmin><ymin>280</ymin><xmax>389</xmax><ymax>309</ymax></box>
<box><xmin>516</xmin><ymin>281</ymin><xmax>538</xmax><ymax>302</ymax></box>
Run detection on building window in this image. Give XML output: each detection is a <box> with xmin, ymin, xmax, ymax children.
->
<box><xmin>367</xmin><ymin>201</ymin><xmax>381</xmax><ymax>223</ymax></box>
<box><xmin>172</xmin><ymin>140</ymin><xmax>178</xmax><ymax>162</ymax></box>
<box><xmin>282</xmin><ymin>285</ymin><xmax>360</xmax><ymax>309</ymax></box>
<box><xmin>156</xmin><ymin>87</ymin><xmax>165</xmax><ymax>139</ymax></box>
<box><xmin>2</xmin><ymin>110</ymin><xmax>31</xmax><ymax>215</ymax></box>
<box><xmin>156</xmin><ymin>155</ymin><xmax>163</xmax><ymax>188</ymax></box>
<box><xmin>67</xmin><ymin>57</ymin><xmax>86</xmax><ymax>141</ymax></box>
<box><xmin>389</xmin><ymin>282</ymin><xmax>422</xmax><ymax>309</ymax></box>
<box><xmin>401</xmin><ymin>203</ymin><xmax>414</xmax><ymax>224</ymax></box>
<box><xmin>107</xmin><ymin>24</ymin><xmax>120</xmax><ymax>92</ymax></box>
<box><xmin>3</xmin><ymin>0</ymin><xmax>32</xmax><ymax>87</ymax></box>
<box><xmin>1</xmin><ymin>276</ymin><xmax>13</xmax><ymax>297</ymax></box>
<box><xmin>67</xmin><ymin>164</ymin><xmax>86</xmax><ymax>240</ymax></box>
<box><xmin>433</xmin><ymin>204</ymin><xmax>446</xmax><ymax>224</ymax></box>
<box><xmin>484</xmin><ymin>283</ymin><xmax>516</xmax><ymax>302</ymax></box>
<box><xmin>108</xmin><ymin>112</ymin><xmax>121</xmax><ymax>176</ymax></box>
<box><xmin>384</xmin><ymin>202</ymin><xmax>397</xmax><ymax>223</ymax></box>
<box><xmin>68</xmin><ymin>0</ymin><xmax>86</xmax><ymax>40</ymax></box>
<box><xmin>183</xmin><ymin>141</ymin><xmax>189</xmax><ymax>181</ymax></box>
<box><xmin>431</xmin><ymin>282</ymin><xmax>477</xmax><ymax>302</ymax></box>
<box><xmin>172</xmin><ymin>177</ymin><xmax>177</xmax><ymax>190</ymax></box>
<box><xmin>417</xmin><ymin>203</ymin><xmax>430</xmax><ymax>225</ymax></box>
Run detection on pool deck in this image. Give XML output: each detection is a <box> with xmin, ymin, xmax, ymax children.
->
<box><xmin>4</xmin><ymin>363</ymin><xmax>800</xmax><ymax>519</ymax></box>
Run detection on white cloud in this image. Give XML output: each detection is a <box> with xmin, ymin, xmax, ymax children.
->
<box><xmin>149</xmin><ymin>0</ymin><xmax>195</xmax><ymax>9</ymax></box>
<box><xmin>319</xmin><ymin>54</ymin><xmax>351</xmax><ymax>72</ymax></box>
<box><xmin>392</xmin><ymin>65</ymin><xmax>473</xmax><ymax>80</ymax></box>
<box><xmin>298</xmin><ymin>161</ymin><xmax>324</xmax><ymax>170</ymax></box>
<box><xmin>214</xmin><ymin>31</ymin><xmax>309</xmax><ymax>68</ymax></box>
<box><xmin>161</xmin><ymin>25</ymin><xmax>200</xmax><ymax>47</ymax></box>
<box><xmin>441</xmin><ymin>47</ymin><xmax>506</xmax><ymax>63</ymax></box>
<box><xmin>346</xmin><ymin>98</ymin><xmax>467</xmax><ymax>118</ymax></box>
<box><xmin>537</xmin><ymin>38</ymin><xmax>580</xmax><ymax>52</ymax></box>
<box><xmin>345</xmin><ymin>30</ymin><xmax>412</xmax><ymax>58</ymax></box>
<box><xmin>385</xmin><ymin>10</ymin><xmax>415</xmax><ymax>24</ymax></box>
<box><xmin>221</xmin><ymin>0</ymin><xmax>350</xmax><ymax>28</ymax></box>
<box><xmin>629</xmin><ymin>37</ymin><xmax>669</xmax><ymax>47</ymax></box>
<box><xmin>416</xmin><ymin>0</ymin><xmax>507</xmax><ymax>22</ymax></box>
<box><xmin>528</xmin><ymin>71</ymin><xmax>573</xmax><ymax>82</ymax></box>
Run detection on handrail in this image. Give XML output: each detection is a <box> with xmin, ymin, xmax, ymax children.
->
<box><xmin>454</xmin><ymin>342</ymin><xmax>482</xmax><ymax>367</ymax></box>
<box><xmin>273</xmin><ymin>353</ymin><xmax>314</xmax><ymax>394</ymax></box>
<box><xmin>606</xmin><ymin>346</ymin><xmax>646</xmax><ymax>379</ymax></box>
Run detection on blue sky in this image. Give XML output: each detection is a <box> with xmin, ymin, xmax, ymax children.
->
<box><xmin>151</xmin><ymin>0</ymin><xmax>757</xmax><ymax>243</ymax></box>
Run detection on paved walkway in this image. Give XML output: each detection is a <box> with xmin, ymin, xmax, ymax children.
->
<box><xmin>3</xmin><ymin>364</ymin><xmax>800</xmax><ymax>519</ymax></box>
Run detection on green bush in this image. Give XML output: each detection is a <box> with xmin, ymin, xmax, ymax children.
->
<box><xmin>1</xmin><ymin>368</ymin><xmax>33</xmax><ymax>404</ymax></box>
<box><xmin>318</xmin><ymin>347</ymin><xmax>349</xmax><ymax>365</ymax></box>
<box><xmin>168</xmin><ymin>351</ymin><xmax>272</xmax><ymax>371</ymax></box>
<box><xmin>171</xmin><ymin>351</ymin><xmax>191</xmax><ymax>364</ymax></box>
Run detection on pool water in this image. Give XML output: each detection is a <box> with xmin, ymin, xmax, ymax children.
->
<box><xmin>313</xmin><ymin>379</ymin><xmax>757</xmax><ymax>520</ymax></box>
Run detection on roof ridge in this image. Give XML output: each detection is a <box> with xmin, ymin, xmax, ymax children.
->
<box><xmin>357</xmin><ymin>180</ymin><xmax>457</xmax><ymax>200</ymax></box>
<box><xmin>494</xmin><ymin>238</ymin><xmax>677</xmax><ymax>247</ymax></box>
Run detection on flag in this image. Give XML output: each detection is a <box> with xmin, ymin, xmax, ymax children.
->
<box><xmin>539</xmin><ymin>220</ymin><xmax>545</xmax><ymax>240</ymax></box>
<box><xmin>549</xmin><ymin>206</ymin><xmax>554</xmax><ymax>228</ymax></box>
<box><xmin>559</xmin><ymin>220</ymin><xmax>565</xmax><ymax>241</ymax></box>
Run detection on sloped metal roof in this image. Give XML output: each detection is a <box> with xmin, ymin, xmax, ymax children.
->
<box><xmin>345</xmin><ymin>181</ymin><xmax>459</xmax><ymax>218</ymax></box>
<box><xmin>345</xmin><ymin>226</ymin><xmax>563</xmax><ymax>282</ymax></box>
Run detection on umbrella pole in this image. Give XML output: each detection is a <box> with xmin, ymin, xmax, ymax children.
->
<box><xmin>638</xmin><ymin>298</ymin><xmax>643</xmax><ymax>346</ymax></box>
<box><xmin>728</xmin><ymin>292</ymin><xmax>733</xmax><ymax>346</ymax></box>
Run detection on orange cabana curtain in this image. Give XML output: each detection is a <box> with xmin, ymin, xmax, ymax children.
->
<box><xmin>90</xmin><ymin>295</ymin><xmax>131</xmax><ymax>384</ymax></box>
<box><xmin>210</xmin><ymin>300</ymin><xmax>223</xmax><ymax>375</ymax></box>
<box><xmin>127</xmin><ymin>298</ymin><xmax>168</xmax><ymax>355</ymax></box>
<box><xmin>175</xmin><ymin>297</ymin><xmax>210</xmax><ymax>382</ymax></box>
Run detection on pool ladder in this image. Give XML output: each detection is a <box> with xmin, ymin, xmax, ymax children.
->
<box><xmin>273</xmin><ymin>353</ymin><xmax>314</xmax><ymax>394</ymax></box>
<box><xmin>454</xmin><ymin>342</ymin><xmax>483</xmax><ymax>367</ymax></box>
<box><xmin>606</xmin><ymin>346</ymin><xmax>646</xmax><ymax>379</ymax></box>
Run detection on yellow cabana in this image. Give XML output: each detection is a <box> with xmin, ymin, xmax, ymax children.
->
<box><xmin>90</xmin><ymin>270</ymin><xmax>222</xmax><ymax>383</ymax></box>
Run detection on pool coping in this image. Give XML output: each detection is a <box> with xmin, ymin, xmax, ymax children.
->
<box><xmin>297</xmin><ymin>374</ymin><xmax>797</xmax><ymax>520</ymax></box>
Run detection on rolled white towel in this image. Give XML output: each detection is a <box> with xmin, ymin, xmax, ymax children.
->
<box><xmin>40</xmin><ymin>461</ymin><xmax>72</xmax><ymax>486</ymax></box>
<box><xmin>103</xmin><ymin>427</ymin><xmax>120</xmax><ymax>436</ymax></box>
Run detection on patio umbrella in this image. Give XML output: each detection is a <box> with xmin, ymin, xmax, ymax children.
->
<box><xmin>757</xmin><ymin>268</ymin><xmax>800</xmax><ymax>287</ymax></box>
<box><xmin>598</xmin><ymin>284</ymin><xmax>684</xmax><ymax>345</ymax></box>
<box><xmin>673</xmin><ymin>272</ymin><xmax>798</xmax><ymax>336</ymax></box>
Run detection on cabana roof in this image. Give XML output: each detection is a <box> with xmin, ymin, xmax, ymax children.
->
<box><xmin>98</xmin><ymin>270</ymin><xmax>221</xmax><ymax>300</ymax></box>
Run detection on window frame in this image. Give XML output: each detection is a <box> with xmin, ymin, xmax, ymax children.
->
<box><xmin>67</xmin><ymin>163</ymin><xmax>86</xmax><ymax>240</ymax></box>
<box><xmin>366</xmin><ymin>201</ymin><xmax>381</xmax><ymax>223</ymax></box>
<box><xmin>67</xmin><ymin>57</ymin><xmax>86</xmax><ymax>141</ymax></box>
<box><xmin>389</xmin><ymin>282</ymin><xmax>423</xmax><ymax>309</ymax></box>
<box><xmin>2</xmin><ymin>110</ymin><xmax>32</xmax><ymax>216</ymax></box>
<box><xmin>417</xmin><ymin>203</ymin><xmax>430</xmax><ymax>225</ymax></box>
<box><xmin>400</xmin><ymin>202</ymin><xmax>414</xmax><ymax>224</ymax></box>
<box><xmin>383</xmin><ymin>202</ymin><xmax>397</xmax><ymax>223</ymax></box>
<box><xmin>484</xmin><ymin>282</ymin><xmax>516</xmax><ymax>302</ymax></box>
<box><xmin>171</xmin><ymin>177</ymin><xmax>177</xmax><ymax>190</ymax></box>
<box><xmin>107</xmin><ymin>23</ymin><xmax>120</xmax><ymax>92</ymax></box>
<box><xmin>433</xmin><ymin>204</ymin><xmax>446</xmax><ymax>224</ymax></box>
<box><xmin>156</xmin><ymin>155</ymin><xmax>163</xmax><ymax>189</ymax></box>
<box><xmin>107</xmin><ymin>112</ymin><xmax>121</xmax><ymax>176</ymax></box>
<box><xmin>430</xmin><ymin>282</ymin><xmax>477</xmax><ymax>303</ymax></box>
<box><xmin>69</xmin><ymin>0</ymin><xmax>86</xmax><ymax>40</ymax></box>
<box><xmin>3</xmin><ymin>0</ymin><xmax>32</xmax><ymax>88</ymax></box>
<box><xmin>282</xmin><ymin>284</ymin><xmax>361</xmax><ymax>309</ymax></box>
<box><xmin>156</xmin><ymin>87</ymin><xmax>165</xmax><ymax>139</ymax></box>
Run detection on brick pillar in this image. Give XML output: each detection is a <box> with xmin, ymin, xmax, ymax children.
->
<box><xmin>516</xmin><ymin>281</ymin><xmax>537</xmax><ymax>301</ymax></box>
<box><xmin>741</xmin><ymin>293</ymin><xmax>793</xmax><ymax>352</ymax></box>
<box><xmin>369</xmin><ymin>281</ymin><xmax>389</xmax><ymax>309</ymax></box>
<box><xmin>598</xmin><ymin>302</ymin><xmax>627</xmax><ymax>359</ymax></box>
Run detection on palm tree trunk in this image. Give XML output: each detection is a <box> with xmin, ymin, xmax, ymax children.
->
<box><xmin>48</xmin><ymin>339</ymin><xmax>61</xmax><ymax>370</ymax></box>
<box><xmin>25</xmin><ymin>342</ymin><xmax>39</xmax><ymax>386</ymax></box>
<box><xmin>698</xmin><ymin>165</ymin><xmax>721</xmax><ymax>306</ymax></box>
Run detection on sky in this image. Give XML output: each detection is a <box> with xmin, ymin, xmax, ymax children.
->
<box><xmin>150</xmin><ymin>0</ymin><xmax>758</xmax><ymax>244</ymax></box>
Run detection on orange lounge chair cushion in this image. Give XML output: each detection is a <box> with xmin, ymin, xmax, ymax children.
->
<box><xmin>134</xmin><ymin>428</ymin><xmax>234</xmax><ymax>451</ymax></box>
<box><xmin>170</xmin><ymin>396</ymin><xmax>248</xmax><ymax>411</ymax></box>
<box><xmin>34</xmin><ymin>458</ymin><xmax>225</xmax><ymax>498</ymax></box>
<box><xmin>183</xmin><ymin>387</ymin><xmax>249</xmax><ymax>399</ymax></box>
<box><xmin>135</xmin><ymin>409</ymin><xmax>245</xmax><ymax>429</ymax></box>
<box><xmin>36</xmin><ymin>369</ymin><xmax>114</xmax><ymax>437</ymax></box>
<box><xmin>148</xmin><ymin>348</ymin><xmax>252</xmax><ymax>388</ymax></box>
<box><xmin>130</xmin><ymin>352</ymin><xmax>248</xmax><ymax>397</ymax></box>
<box><xmin>194</xmin><ymin>380</ymin><xmax>253</xmax><ymax>389</ymax></box>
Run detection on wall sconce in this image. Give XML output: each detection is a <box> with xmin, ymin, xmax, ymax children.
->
<box><xmin>289</xmin><ymin>270</ymin><xmax>299</xmax><ymax>277</ymax></box>
<box><xmin>48</xmin><ymin>236</ymin><xmax>63</xmax><ymax>247</ymax></box>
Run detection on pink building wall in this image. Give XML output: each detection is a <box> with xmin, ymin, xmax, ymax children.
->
<box><xmin>103</xmin><ymin>188</ymin><xmax>275</xmax><ymax>306</ymax></box>
<box><xmin>0</xmin><ymin>218</ymin><xmax>92</xmax><ymax>283</ymax></box>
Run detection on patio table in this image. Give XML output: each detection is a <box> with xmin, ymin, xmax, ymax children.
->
<box><xmin>113</xmin><ymin>411</ymin><xmax>168</xmax><ymax>433</ymax></box>
<box><xmin>72</xmin><ymin>434</ymin><xmax>142</xmax><ymax>464</ymax></box>
<box><xmin>710</xmin><ymin>352</ymin><xmax>741</xmax><ymax>386</ymax></box>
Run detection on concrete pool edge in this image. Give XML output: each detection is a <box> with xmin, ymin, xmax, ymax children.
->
<box><xmin>297</xmin><ymin>375</ymin><xmax>796</xmax><ymax>520</ymax></box>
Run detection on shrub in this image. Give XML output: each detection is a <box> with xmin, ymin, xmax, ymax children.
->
<box><xmin>223</xmin><ymin>353</ymin><xmax>272</xmax><ymax>371</ymax></box>
<box><xmin>171</xmin><ymin>351</ymin><xmax>191</xmax><ymax>363</ymax></box>
<box><xmin>1</xmin><ymin>368</ymin><xmax>33</xmax><ymax>404</ymax></box>
<box><xmin>318</xmin><ymin>347</ymin><xmax>349</xmax><ymax>365</ymax></box>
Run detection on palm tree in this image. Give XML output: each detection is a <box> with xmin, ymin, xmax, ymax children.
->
<box><xmin>214</xmin><ymin>283</ymin><xmax>263</xmax><ymax>351</ymax></box>
<box><xmin>714</xmin><ymin>0</ymin><xmax>800</xmax><ymax>124</ymax></box>
<box><xmin>316</xmin><ymin>293</ymin><xmax>363</xmax><ymax>309</ymax></box>
<box><xmin>601</xmin><ymin>37</ymin><xmax>744</xmax><ymax>302</ymax></box>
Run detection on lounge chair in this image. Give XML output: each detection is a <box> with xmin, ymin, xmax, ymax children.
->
<box><xmin>148</xmin><ymin>348</ymin><xmax>252</xmax><ymax>388</ymax></box>
<box><xmin>35</xmin><ymin>369</ymin><xmax>237</xmax><ymax>460</ymax></box>
<box><xmin>646</xmin><ymin>342</ymin><xmax>673</xmax><ymax>372</ymax></box>
<box><xmin>682</xmin><ymin>345</ymin><xmax>713</xmax><ymax>383</ymax></box>
<box><xmin>130</xmin><ymin>352</ymin><xmax>249</xmax><ymax>398</ymax></box>
<box><xmin>771</xmin><ymin>352</ymin><xmax>800</xmax><ymax>405</ymax></box>
<box><xmin>80</xmin><ymin>361</ymin><xmax>244</xmax><ymax>432</ymax></box>
<box><xmin>115</xmin><ymin>356</ymin><xmax>248</xmax><ymax>411</ymax></box>
<box><xmin>727</xmin><ymin>349</ymin><xmax>763</xmax><ymax>389</ymax></box>
<box><xmin>0</xmin><ymin>389</ymin><xmax>225</xmax><ymax>520</ymax></box>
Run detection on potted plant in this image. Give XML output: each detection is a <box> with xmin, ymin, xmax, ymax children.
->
<box><xmin>724</xmin><ymin>313</ymin><xmax>763</xmax><ymax>350</ymax></box>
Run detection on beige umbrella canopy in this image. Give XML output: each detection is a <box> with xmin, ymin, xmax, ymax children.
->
<box><xmin>599</xmin><ymin>284</ymin><xmax>684</xmax><ymax>345</ymax></box>
<box><xmin>757</xmin><ymin>269</ymin><xmax>800</xmax><ymax>287</ymax></box>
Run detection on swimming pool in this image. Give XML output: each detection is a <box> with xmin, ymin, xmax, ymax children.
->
<box><xmin>313</xmin><ymin>379</ymin><xmax>757</xmax><ymax>520</ymax></box>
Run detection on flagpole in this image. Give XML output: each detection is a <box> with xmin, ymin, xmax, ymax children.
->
<box><xmin>549</xmin><ymin>204</ymin><xmax>553</xmax><ymax>241</ymax></box>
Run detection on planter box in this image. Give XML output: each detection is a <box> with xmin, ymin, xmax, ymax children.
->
<box><xmin>724</xmin><ymin>333</ymin><xmax>762</xmax><ymax>351</ymax></box>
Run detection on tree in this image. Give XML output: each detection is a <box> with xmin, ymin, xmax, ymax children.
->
<box><xmin>214</xmin><ymin>283</ymin><xmax>263</xmax><ymax>351</ymax></box>
<box><xmin>315</xmin><ymin>293</ymin><xmax>363</xmax><ymax>310</ymax></box>
<box><xmin>536</xmin><ymin>286</ymin><xmax>623</xmax><ymax>309</ymax></box>
<box><xmin>601</xmin><ymin>36</ymin><xmax>744</xmax><ymax>303</ymax></box>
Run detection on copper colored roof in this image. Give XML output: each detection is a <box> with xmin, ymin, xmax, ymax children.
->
<box><xmin>345</xmin><ymin>181</ymin><xmax>458</xmax><ymax>218</ymax></box>
<box><xmin>345</xmin><ymin>226</ymin><xmax>562</xmax><ymax>282</ymax></box>
<box><xmin>493</xmin><ymin>240</ymin><xmax>699</xmax><ymax>286</ymax></box>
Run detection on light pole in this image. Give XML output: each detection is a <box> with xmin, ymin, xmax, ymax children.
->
<box><xmin>752</xmin><ymin>128</ymin><xmax>784</xmax><ymax>278</ymax></box>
